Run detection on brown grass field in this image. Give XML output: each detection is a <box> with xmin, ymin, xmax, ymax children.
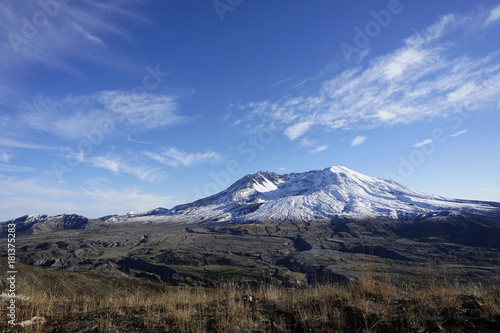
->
<box><xmin>1</xmin><ymin>275</ymin><xmax>499</xmax><ymax>332</ymax></box>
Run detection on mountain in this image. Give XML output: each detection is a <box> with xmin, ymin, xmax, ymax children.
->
<box><xmin>0</xmin><ymin>214</ymin><xmax>91</xmax><ymax>234</ymax></box>
<box><xmin>1</xmin><ymin>166</ymin><xmax>499</xmax><ymax>292</ymax></box>
<box><xmin>106</xmin><ymin>166</ymin><xmax>500</xmax><ymax>224</ymax></box>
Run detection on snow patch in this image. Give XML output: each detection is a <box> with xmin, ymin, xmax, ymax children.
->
<box><xmin>252</xmin><ymin>177</ymin><xmax>278</xmax><ymax>193</ymax></box>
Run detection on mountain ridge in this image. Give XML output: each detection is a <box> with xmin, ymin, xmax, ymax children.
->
<box><xmin>106</xmin><ymin>166</ymin><xmax>500</xmax><ymax>224</ymax></box>
<box><xmin>2</xmin><ymin>166</ymin><xmax>500</xmax><ymax>228</ymax></box>
<box><xmin>1</xmin><ymin>167</ymin><xmax>499</xmax><ymax>293</ymax></box>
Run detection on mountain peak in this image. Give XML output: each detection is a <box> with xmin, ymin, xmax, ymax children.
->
<box><xmin>245</xmin><ymin>171</ymin><xmax>281</xmax><ymax>192</ymax></box>
<box><xmin>108</xmin><ymin>166</ymin><xmax>500</xmax><ymax>224</ymax></box>
<box><xmin>328</xmin><ymin>165</ymin><xmax>351</xmax><ymax>173</ymax></box>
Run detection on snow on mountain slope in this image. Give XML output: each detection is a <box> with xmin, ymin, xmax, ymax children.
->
<box><xmin>109</xmin><ymin>166</ymin><xmax>500</xmax><ymax>224</ymax></box>
<box><xmin>1</xmin><ymin>214</ymin><xmax>90</xmax><ymax>233</ymax></box>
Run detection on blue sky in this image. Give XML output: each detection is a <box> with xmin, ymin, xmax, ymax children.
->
<box><xmin>1</xmin><ymin>0</ymin><xmax>500</xmax><ymax>220</ymax></box>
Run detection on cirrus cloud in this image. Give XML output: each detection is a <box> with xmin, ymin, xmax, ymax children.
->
<box><xmin>17</xmin><ymin>91</ymin><xmax>190</xmax><ymax>141</ymax></box>
<box><xmin>234</xmin><ymin>7</ymin><xmax>500</xmax><ymax>140</ymax></box>
<box><xmin>350</xmin><ymin>136</ymin><xmax>367</xmax><ymax>147</ymax></box>
<box><xmin>412</xmin><ymin>138</ymin><xmax>433</xmax><ymax>148</ymax></box>
<box><xmin>284</xmin><ymin>121</ymin><xmax>314</xmax><ymax>141</ymax></box>
<box><xmin>450</xmin><ymin>129</ymin><xmax>468</xmax><ymax>137</ymax></box>
<box><xmin>89</xmin><ymin>155</ymin><xmax>164</xmax><ymax>183</ymax></box>
<box><xmin>144</xmin><ymin>147</ymin><xmax>222</xmax><ymax>168</ymax></box>
<box><xmin>309</xmin><ymin>145</ymin><xmax>329</xmax><ymax>154</ymax></box>
<box><xmin>0</xmin><ymin>0</ymin><xmax>146</xmax><ymax>73</ymax></box>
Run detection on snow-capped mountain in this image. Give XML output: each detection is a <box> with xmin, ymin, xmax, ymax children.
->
<box><xmin>107</xmin><ymin>166</ymin><xmax>500</xmax><ymax>224</ymax></box>
<box><xmin>1</xmin><ymin>214</ymin><xmax>90</xmax><ymax>234</ymax></box>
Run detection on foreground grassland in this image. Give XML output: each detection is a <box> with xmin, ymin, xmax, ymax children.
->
<box><xmin>1</xmin><ymin>217</ymin><xmax>499</xmax><ymax>331</ymax></box>
<box><xmin>1</xmin><ymin>276</ymin><xmax>499</xmax><ymax>332</ymax></box>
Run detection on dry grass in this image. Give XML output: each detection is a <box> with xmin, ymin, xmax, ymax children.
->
<box><xmin>1</xmin><ymin>277</ymin><xmax>499</xmax><ymax>332</ymax></box>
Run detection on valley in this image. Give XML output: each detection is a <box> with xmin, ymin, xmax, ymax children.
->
<box><xmin>4</xmin><ymin>215</ymin><xmax>499</xmax><ymax>288</ymax></box>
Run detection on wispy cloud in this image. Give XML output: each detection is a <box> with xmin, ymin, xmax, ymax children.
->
<box><xmin>0</xmin><ymin>175</ymin><xmax>73</xmax><ymax>198</ymax></box>
<box><xmin>91</xmin><ymin>156</ymin><xmax>121</xmax><ymax>173</ymax></box>
<box><xmin>299</xmin><ymin>137</ymin><xmax>334</xmax><ymax>156</ymax></box>
<box><xmin>126</xmin><ymin>135</ymin><xmax>153</xmax><ymax>145</ymax></box>
<box><xmin>272</xmin><ymin>75</ymin><xmax>298</xmax><ymax>88</ymax></box>
<box><xmin>309</xmin><ymin>145</ymin><xmax>329</xmax><ymax>154</ymax></box>
<box><xmin>89</xmin><ymin>156</ymin><xmax>163</xmax><ymax>183</ymax></box>
<box><xmin>99</xmin><ymin>91</ymin><xmax>187</xmax><ymax>130</ymax></box>
<box><xmin>0</xmin><ymin>152</ymin><xmax>13</xmax><ymax>163</ymax></box>
<box><xmin>299</xmin><ymin>137</ymin><xmax>318</xmax><ymax>149</ymax></box>
<box><xmin>412</xmin><ymin>138</ymin><xmax>433</xmax><ymax>148</ymax></box>
<box><xmin>0</xmin><ymin>1</ymin><xmax>145</xmax><ymax>72</ymax></box>
<box><xmin>405</xmin><ymin>14</ymin><xmax>461</xmax><ymax>47</ymax></box>
<box><xmin>450</xmin><ymin>129</ymin><xmax>468</xmax><ymax>137</ymax></box>
<box><xmin>144</xmin><ymin>148</ymin><xmax>222</xmax><ymax>167</ymax></box>
<box><xmin>17</xmin><ymin>91</ymin><xmax>189</xmax><ymax>140</ymax></box>
<box><xmin>350</xmin><ymin>136</ymin><xmax>367</xmax><ymax>147</ymax></box>
<box><xmin>0</xmin><ymin>175</ymin><xmax>79</xmax><ymax>220</ymax></box>
<box><xmin>0</xmin><ymin>137</ymin><xmax>59</xmax><ymax>150</ymax></box>
<box><xmin>0</xmin><ymin>175</ymin><xmax>173</xmax><ymax>220</ymax></box>
<box><xmin>484</xmin><ymin>5</ymin><xmax>500</xmax><ymax>26</ymax></box>
<box><xmin>0</xmin><ymin>163</ymin><xmax>35</xmax><ymax>173</ymax></box>
<box><xmin>80</xmin><ymin>186</ymin><xmax>175</xmax><ymax>216</ymax></box>
<box><xmin>234</xmin><ymin>8</ymin><xmax>500</xmax><ymax>139</ymax></box>
<box><xmin>284</xmin><ymin>121</ymin><xmax>314</xmax><ymax>141</ymax></box>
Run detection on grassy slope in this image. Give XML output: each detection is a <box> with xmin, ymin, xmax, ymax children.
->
<box><xmin>0</xmin><ymin>262</ymin><xmax>499</xmax><ymax>332</ymax></box>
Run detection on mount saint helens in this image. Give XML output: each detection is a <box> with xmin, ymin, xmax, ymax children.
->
<box><xmin>107</xmin><ymin>166</ymin><xmax>500</xmax><ymax>224</ymax></box>
<box><xmin>1</xmin><ymin>166</ymin><xmax>499</xmax><ymax>288</ymax></box>
<box><xmin>3</xmin><ymin>166</ymin><xmax>500</xmax><ymax>229</ymax></box>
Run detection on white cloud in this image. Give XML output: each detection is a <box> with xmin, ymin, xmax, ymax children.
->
<box><xmin>0</xmin><ymin>163</ymin><xmax>34</xmax><ymax>173</ymax></box>
<box><xmin>446</xmin><ymin>82</ymin><xmax>478</xmax><ymax>104</ymax></box>
<box><xmin>0</xmin><ymin>175</ymin><xmax>174</xmax><ymax>220</ymax></box>
<box><xmin>126</xmin><ymin>135</ymin><xmax>152</xmax><ymax>145</ymax></box>
<box><xmin>272</xmin><ymin>75</ymin><xmax>298</xmax><ymax>88</ymax></box>
<box><xmin>235</xmin><ymin>10</ymin><xmax>500</xmax><ymax>137</ymax></box>
<box><xmin>0</xmin><ymin>1</ymin><xmax>144</xmax><ymax>72</ymax></box>
<box><xmin>485</xmin><ymin>5</ymin><xmax>500</xmax><ymax>26</ymax></box>
<box><xmin>18</xmin><ymin>91</ymin><xmax>188</xmax><ymax>140</ymax></box>
<box><xmin>350</xmin><ymin>136</ymin><xmax>367</xmax><ymax>147</ymax></box>
<box><xmin>91</xmin><ymin>156</ymin><xmax>121</xmax><ymax>173</ymax></box>
<box><xmin>450</xmin><ymin>129</ymin><xmax>468</xmax><ymax>137</ymax></box>
<box><xmin>0</xmin><ymin>152</ymin><xmax>13</xmax><ymax>163</ymax></box>
<box><xmin>405</xmin><ymin>14</ymin><xmax>459</xmax><ymax>47</ymax></box>
<box><xmin>0</xmin><ymin>137</ymin><xmax>59</xmax><ymax>150</ymax></box>
<box><xmin>99</xmin><ymin>91</ymin><xmax>186</xmax><ymax>129</ymax></box>
<box><xmin>89</xmin><ymin>156</ymin><xmax>163</xmax><ymax>183</ymax></box>
<box><xmin>144</xmin><ymin>148</ymin><xmax>221</xmax><ymax>167</ymax></box>
<box><xmin>309</xmin><ymin>145</ymin><xmax>328</xmax><ymax>154</ymax></box>
<box><xmin>0</xmin><ymin>176</ymin><xmax>79</xmax><ymax>220</ymax></box>
<box><xmin>81</xmin><ymin>186</ymin><xmax>175</xmax><ymax>217</ymax></box>
<box><xmin>413</xmin><ymin>138</ymin><xmax>433</xmax><ymax>148</ymax></box>
<box><xmin>0</xmin><ymin>176</ymin><xmax>73</xmax><ymax>198</ymax></box>
<box><xmin>382</xmin><ymin>48</ymin><xmax>429</xmax><ymax>80</ymax></box>
<box><xmin>299</xmin><ymin>137</ymin><xmax>318</xmax><ymax>148</ymax></box>
<box><xmin>284</xmin><ymin>121</ymin><xmax>313</xmax><ymax>141</ymax></box>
